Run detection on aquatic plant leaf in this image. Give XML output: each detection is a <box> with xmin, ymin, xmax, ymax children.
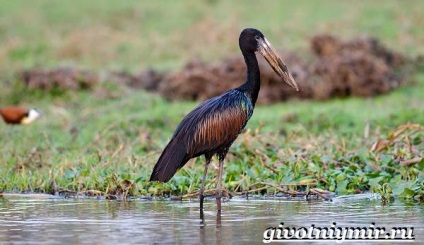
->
<box><xmin>368</xmin><ymin>176</ymin><xmax>383</xmax><ymax>190</ymax></box>
<box><xmin>336</xmin><ymin>179</ymin><xmax>349</xmax><ymax>194</ymax></box>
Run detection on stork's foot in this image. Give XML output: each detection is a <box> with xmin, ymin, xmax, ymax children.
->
<box><xmin>212</xmin><ymin>189</ymin><xmax>231</xmax><ymax>199</ymax></box>
<box><xmin>217</xmin><ymin>189</ymin><xmax>233</xmax><ymax>199</ymax></box>
<box><xmin>199</xmin><ymin>189</ymin><xmax>232</xmax><ymax>211</ymax></box>
<box><xmin>199</xmin><ymin>189</ymin><xmax>233</xmax><ymax>199</ymax></box>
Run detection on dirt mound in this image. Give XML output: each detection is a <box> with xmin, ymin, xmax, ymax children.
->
<box><xmin>307</xmin><ymin>35</ymin><xmax>408</xmax><ymax>99</ymax></box>
<box><xmin>18</xmin><ymin>34</ymin><xmax>416</xmax><ymax>104</ymax></box>
<box><xmin>157</xmin><ymin>52</ymin><xmax>311</xmax><ymax>104</ymax></box>
<box><xmin>310</xmin><ymin>34</ymin><xmax>406</xmax><ymax>67</ymax></box>
<box><xmin>309</xmin><ymin>53</ymin><xmax>397</xmax><ymax>99</ymax></box>
<box><xmin>21</xmin><ymin>67</ymin><xmax>98</xmax><ymax>91</ymax></box>
<box><xmin>154</xmin><ymin>34</ymin><xmax>412</xmax><ymax>103</ymax></box>
<box><xmin>107</xmin><ymin>69</ymin><xmax>165</xmax><ymax>91</ymax></box>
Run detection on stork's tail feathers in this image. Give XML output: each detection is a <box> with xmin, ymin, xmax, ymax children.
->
<box><xmin>150</xmin><ymin>139</ymin><xmax>188</xmax><ymax>183</ymax></box>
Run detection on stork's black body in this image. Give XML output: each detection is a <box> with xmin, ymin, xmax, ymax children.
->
<box><xmin>150</xmin><ymin>28</ymin><xmax>298</xmax><ymax>212</ymax></box>
<box><xmin>150</xmin><ymin>89</ymin><xmax>254</xmax><ymax>182</ymax></box>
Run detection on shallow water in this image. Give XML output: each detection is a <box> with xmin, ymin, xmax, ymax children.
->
<box><xmin>0</xmin><ymin>194</ymin><xmax>422</xmax><ymax>244</ymax></box>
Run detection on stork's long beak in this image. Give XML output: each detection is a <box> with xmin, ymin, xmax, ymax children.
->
<box><xmin>258</xmin><ymin>38</ymin><xmax>299</xmax><ymax>91</ymax></box>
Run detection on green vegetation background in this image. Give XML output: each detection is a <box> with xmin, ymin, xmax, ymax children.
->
<box><xmin>0</xmin><ymin>0</ymin><xmax>423</xmax><ymax>200</ymax></box>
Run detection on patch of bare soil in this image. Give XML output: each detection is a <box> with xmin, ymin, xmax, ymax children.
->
<box><xmin>107</xmin><ymin>69</ymin><xmax>165</xmax><ymax>91</ymax></box>
<box><xmin>21</xmin><ymin>67</ymin><xmax>98</xmax><ymax>91</ymax></box>
<box><xmin>158</xmin><ymin>53</ymin><xmax>310</xmax><ymax>104</ymax></box>
<box><xmin>19</xmin><ymin>34</ymin><xmax>418</xmax><ymax>104</ymax></box>
<box><xmin>307</xmin><ymin>34</ymin><xmax>408</xmax><ymax>99</ymax></box>
<box><xmin>156</xmin><ymin>34</ymin><xmax>413</xmax><ymax>103</ymax></box>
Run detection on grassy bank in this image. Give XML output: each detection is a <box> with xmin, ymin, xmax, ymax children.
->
<box><xmin>1</xmin><ymin>80</ymin><xmax>423</xmax><ymax>200</ymax></box>
<box><xmin>0</xmin><ymin>1</ymin><xmax>423</xmax><ymax>201</ymax></box>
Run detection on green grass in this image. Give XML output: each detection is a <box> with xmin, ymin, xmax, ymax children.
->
<box><xmin>1</xmin><ymin>0</ymin><xmax>423</xmax><ymax>72</ymax></box>
<box><xmin>0</xmin><ymin>1</ymin><xmax>423</xmax><ymax>201</ymax></box>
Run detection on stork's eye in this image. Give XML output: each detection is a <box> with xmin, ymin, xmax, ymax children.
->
<box><xmin>254</xmin><ymin>35</ymin><xmax>260</xmax><ymax>41</ymax></box>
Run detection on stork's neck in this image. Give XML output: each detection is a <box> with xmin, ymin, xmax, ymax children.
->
<box><xmin>238</xmin><ymin>51</ymin><xmax>260</xmax><ymax>106</ymax></box>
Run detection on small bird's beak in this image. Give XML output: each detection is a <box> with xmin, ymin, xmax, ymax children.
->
<box><xmin>258</xmin><ymin>38</ymin><xmax>299</xmax><ymax>91</ymax></box>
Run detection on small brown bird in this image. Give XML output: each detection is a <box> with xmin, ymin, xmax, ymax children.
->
<box><xmin>0</xmin><ymin>106</ymin><xmax>41</xmax><ymax>125</ymax></box>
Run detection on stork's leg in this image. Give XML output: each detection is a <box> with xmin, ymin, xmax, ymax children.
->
<box><xmin>216</xmin><ymin>158</ymin><xmax>224</xmax><ymax>212</ymax></box>
<box><xmin>200</xmin><ymin>156</ymin><xmax>211</xmax><ymax>210</ymax></box>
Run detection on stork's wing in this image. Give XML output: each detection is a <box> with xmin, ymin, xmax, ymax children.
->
<box><xmin>173</xmin><ymin>89</ymin><xmax>253</xmax><ymax>157</ymax></box>
<box><xmin>150</xmin><ymin>89</ymin><xmax>253</xmax><ymax>182</ymax></box>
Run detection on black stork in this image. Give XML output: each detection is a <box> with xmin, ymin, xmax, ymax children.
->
<box><xmin>150</xmin><ymin>28</ymin><xmax>299</xmax><ymax>211</ymax></box>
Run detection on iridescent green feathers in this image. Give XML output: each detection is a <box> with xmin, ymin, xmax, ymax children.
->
<box><xmin>150</xmin><ymin>89</ymin><xmax>253</xmax><ymax>182</ymax></box>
